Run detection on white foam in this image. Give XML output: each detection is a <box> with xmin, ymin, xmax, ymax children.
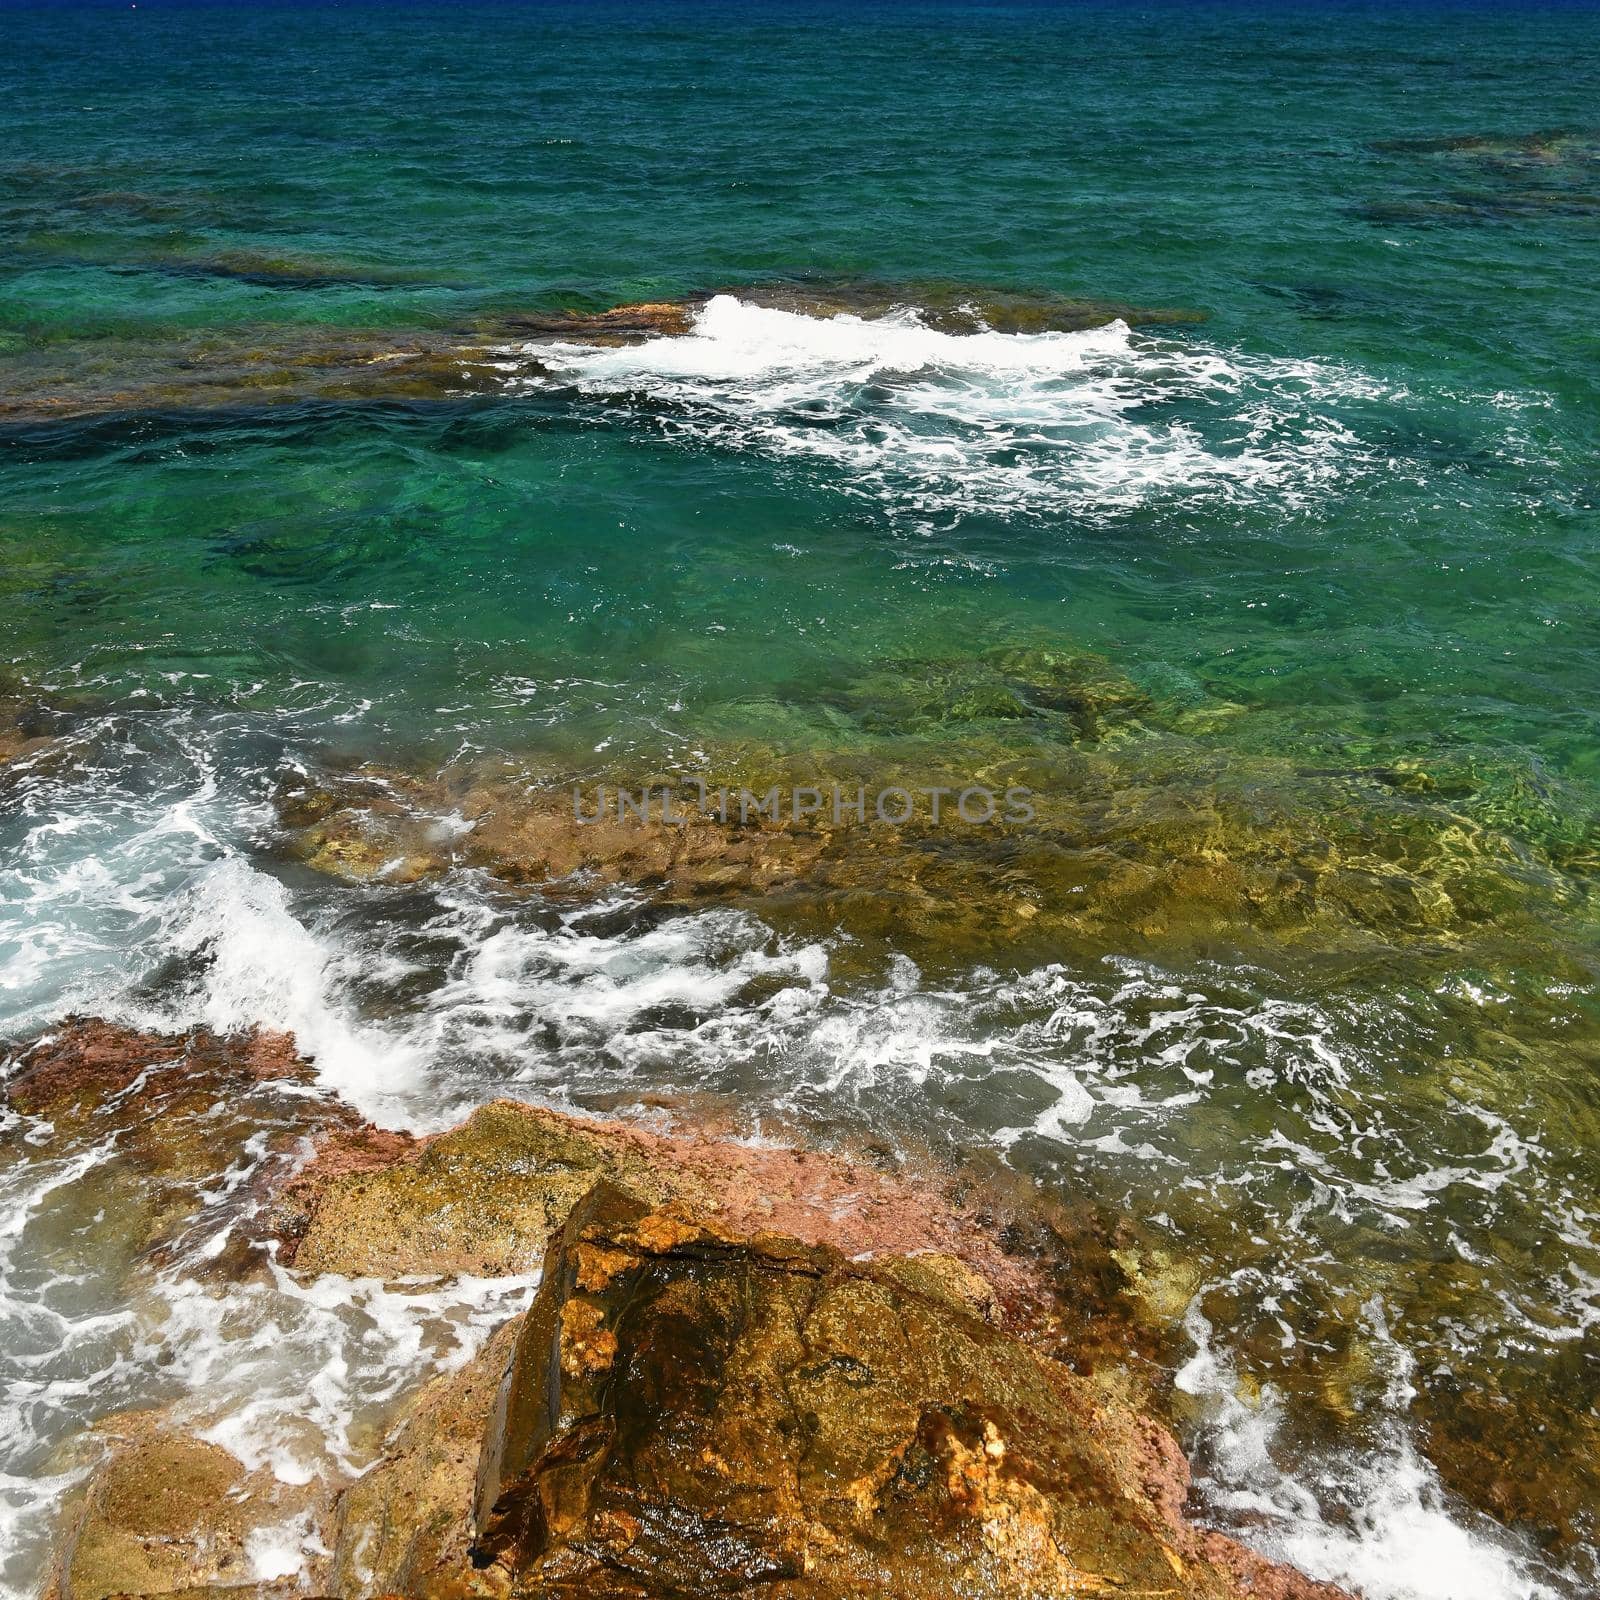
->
<box><xmin>0</xmin><ymin>716</ymin><xmax>426</xmax><ymax>1122</ymax></box>
<box><xmin>136</xmin><ymin>857</ymin><xmax>423</xmax><ymax>1112</ymax></box>
<box><xmin>513</xmin><ymin>293</ymin><xmax>1403</xmax><ymax>525</ymax></box>
<box><xmin>177</xmin><ymin>1263</ymin><xmax>535</xmax><ymax>1482</ymax></box>
<box><xmin>244</xmin><ymin>1512</ymin><xmax>325</xmax><ymax>1582</ymax></box>
<box><xmin>1176</xmin><ymin>1298</ymin><xmax>1559</xmax><ymax>1600</ymax></box>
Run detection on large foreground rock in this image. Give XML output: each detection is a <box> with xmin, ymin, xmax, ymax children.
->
<box><xmin>18</xmin><ymin>1028</ymin><xmax>1347</xmax><ymax>1600</ymax></box>
<box><xmin>339</xmin><ymin>1183</ymin><xmax>1343</xmax><ymax>1600</ymax></box>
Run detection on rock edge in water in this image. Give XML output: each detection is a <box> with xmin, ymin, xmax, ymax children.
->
<box><xmin>13</xmin><ymin>1020</ymin><xmax>1350</xmax><ymax>1600</ymax></box>
<box><xmin>0</xmin><ymin>278</ymin><xmax>1207</xmax><ymax>424</ymax></box>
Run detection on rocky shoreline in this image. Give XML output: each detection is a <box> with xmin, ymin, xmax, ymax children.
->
<box><xmin>9</xmin><ymin>1017</ymin><xmax>1349</xmax><ymax>1600</ymax></box>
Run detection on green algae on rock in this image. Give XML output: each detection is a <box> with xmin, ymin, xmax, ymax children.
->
<box><xmin>815</xmin><ymin>646</ymin><xmax>1157</xmax><ymax>740</ymax></box>
<box><xmin>269</xmin><ymin>714</ymin><xmax>1600</xmax><ymax>982</ymax></box>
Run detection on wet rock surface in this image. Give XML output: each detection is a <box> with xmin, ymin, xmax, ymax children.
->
<box><xmin>277</xmin><ymin>1100</ymin><xmax>697</xmax><ymax>1279</ymax></box>
<box><xmin>466</xmin><ymin>1185</ymin><xmax>1345</xmax><ymax>1600</ymax></box>
<box><xmin>20</xmin><ymin>1014</ymin><xmax>1591</xmax><ymax>1598</ymax></box>
<box><xmin>1414</xmin><ymin>1346</ymin><xmax>1600</xmax><ymax>1568</ymax></box>
<box><xmin>2</xmin><ymin>1019</ymin><xmax>367</xmax><ymax>1272</ymax></box>
<box><xmin>45</xmin><ymin>1411</ymin><xmax>326</xmax><ymax>1600</ymax></box>
<box><xmin>327</xmin><ymin>1321</ymin><xmax>522</xmax><ymax>1600</ymax></box>
<box><xmin>713</xmin><ymin>277</ymin><xmax>1207</xmax><ymax>334</ymax></box>
<box><xmin>278</xmin><ymin>1098</ymin><xmax>1052</xmax><ymax>1323</ymax></box>
<box><xmin>0</xmin><ymin>323</ymin><xmax>520</xmax><ymax>424</ymax></box>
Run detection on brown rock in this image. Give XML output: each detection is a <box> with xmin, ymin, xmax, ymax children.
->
<box><xmin>497</xmin><ymin>301</ymin><xmax>697</xmax><ymax>341</ymax></box>
<box><xmin>0</xmin><ymin>687</ymin><xmax>71</xmax><ymax>771</ymax></box>
<box><xmin>45</xmin><ymin>1414</ymin><xmax>326</xmax><ymax>1600</ymax></box>
<box><xmin>3</xmin><ymin>1020</ymin><xmax>366</xmax><ymax>1273</ymax></box>
<box><xmin>467</xmin><ymin>1186</ymin><xmax>1348</xmax><ymax>1600</ymax></box>
<box><xmin>326</xmin><ymin>1323</ymin><xmax>522</xmax><ymax>1600</ymax></box>
<box><xmin>19</xmin><ymin>1061</ymin><xmax>1344</xmax><ymax>1600</ymax></box>
<box><xmin>269</xmin><ymin>689</ymin><xmax>1598</xmax><ymax>984</ymax></box>
<box><xmin>6</xmin><ymin>1018</ymin><xmax>307</xmax><ymax>1121</ymax></box>
<box><xmin>719</xmin><ymin>278</ymin><xmax>1207</xmax><ymax>334</ymax></box>
<box><xmin>282</xmin><ymin>1100</ymin><xmax>699</xmax><ymax>1279</ymax></box>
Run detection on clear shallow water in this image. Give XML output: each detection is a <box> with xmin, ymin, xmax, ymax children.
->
<box><xmin>3</xmin><ymin>2</ymin><xmax>1600</xmax><ymax>1597</ymax></box>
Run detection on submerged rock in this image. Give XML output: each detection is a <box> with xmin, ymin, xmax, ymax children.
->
<box><xmin>0</xmin><ymin>276</ymin><xmax>1203</xmax><ymax>424</ymax></box>
<box><xmin>0</xmin><ymin>324</ymin><xmax>521</xmax><ymax>424</ymax></box>
<box><xmin>1369</xmin><ymin>127</ymin><xmax>1600</xmax><ymax>164</ymax></box>
<box><xmin>2</xmin><ymin>1018</ymin><xmax>368</xmax><ymax>1273</ymax></box>
<box><xmin>1415</xmin><ymin>1336</ymin><xmax>1600</xmax><ymax>1567</ymax></box>
<box><xmin>271</xmin><ymin>708</ymin><xmax>1600</xmax><ymax>982</ymax></box>
<box><xmin>1359</xmin><ymin>127</ymin><xmax>1600</xmax><ymax>227</ymax></box>
<box><xmin>15</xmin><ymin>231</ymin><xmax>457</xmax><ymax>290</ymax></box>
<box><xmin>45</xmin><ymin>1411</ymin><xmax>326</xmax><ymax>1600</ymax></box>
<box><xmin>272</xmin><ymin>759</ymin><xmax>836</xmax><ymax>901</ymax></box>
<box><xmin>822</xmin><ymin>646</ymin><xmax>1155</xmax><ymax>739</ymax></box>
<box><xmin>1354</xmin><ymin>191</ymin><xmax>1600</xmax><ymax>225</ymax></box>
<box><xmin>720</xmin><ymin>277</ymin><xmax>1207</xmax><ymax>334</ymax></box>
<box><xmin>0</xmin><ymin>686</ymin><xmax>72</xmax><ymax>771</ymax></box>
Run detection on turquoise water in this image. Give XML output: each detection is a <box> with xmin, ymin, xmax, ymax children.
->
<box><xmin>3</xmin><ymin>3</ymin><xmax>1600</xmax><ymax>1597</ymax></box>
<box><xmin>4</xmin><ymin>3</ymin><xmax>1600</xmax><ymax>781</ymax></box>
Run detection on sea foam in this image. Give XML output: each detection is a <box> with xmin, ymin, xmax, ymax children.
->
<box><xmin>0</xmin><ymin>712</ymin><xmax>1589</xmax><ymax>1598</ymax></box>
<box><xmin>514</xmin><ymin>293</ymin><xmax>1398</xmax><ymax>527</ymax></box>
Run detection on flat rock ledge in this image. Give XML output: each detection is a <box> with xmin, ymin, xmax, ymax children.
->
<box><xmin>14</xmin><ymin>1020</ymin><xmax>1349</xmax><ymax>1600</ymax></box>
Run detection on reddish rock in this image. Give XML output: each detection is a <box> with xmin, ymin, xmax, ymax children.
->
<box><xmin>276</xmin><ymin>1097</ymin><xmax>1047</xmax><ymax>1319</ymax></box>
<box><xmin>3</xmin><ymin>1019</ymin><xmax>368</xmax><ymax>1272</ymax></box>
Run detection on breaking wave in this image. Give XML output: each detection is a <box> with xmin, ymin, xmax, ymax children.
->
<box><xmin>513</xmin><ymin>293</ymin><xmax>1403</xmax><ymax>526</ymax></box>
